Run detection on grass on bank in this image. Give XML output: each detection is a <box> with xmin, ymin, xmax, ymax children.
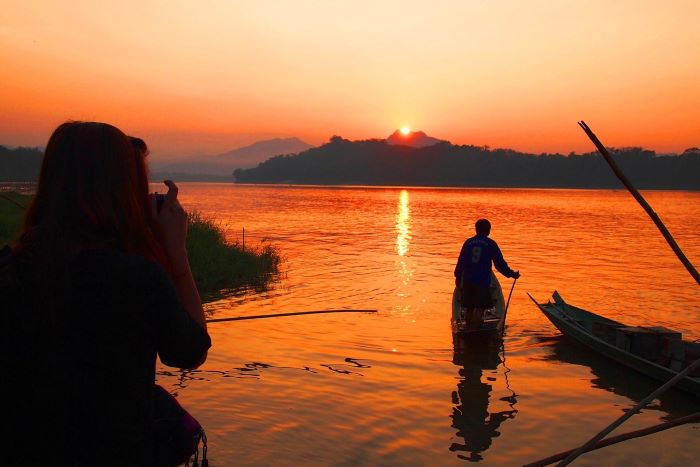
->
<box><xmin>0</xmin><ymin>192</ymin><xmax>280</xmax><ymax>296</ymax></box>
<box><xmin>185</xmin><ymin>211</ymin><xmax>280</xmax><ymax>296</ymax></box>
<box><xmin>0</xmin><ymin>191</ymin><xmax>29</xmax><ymax>246</ymax></box>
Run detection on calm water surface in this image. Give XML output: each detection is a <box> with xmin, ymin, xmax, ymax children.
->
<box><xmin>157</xmin><ymin>184</ymin><xmax>700</xmax><ymax>466</ymax></box>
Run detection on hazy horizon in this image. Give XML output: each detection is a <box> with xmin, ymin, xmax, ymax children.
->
<box><xmin>2</xmin><ymin>127</ymin><xmax>697</xmax><ymax>163</ymax></box>
<box><xmin>2</xmin><ymin>1</ymin><xmax>700</xmax><ymax>158</ymax></box>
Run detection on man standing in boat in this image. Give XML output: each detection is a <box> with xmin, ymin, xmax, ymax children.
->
<box><xmin>454</xmin><ymin>219</ymin><xmax>520</xmax><ymax>330</ymax></box>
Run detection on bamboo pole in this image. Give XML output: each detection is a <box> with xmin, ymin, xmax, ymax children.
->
<box><xmin>206</xmin><ymin>309</ymin><xmax>377</xmax><ymax>323</ymax></box>
<box><xmin>501</xmin><ymin>277</ymin><xmax>517</xmax><ymax>337</ymax></box>
<box><xmin>578</xmin><ymin>121</ymin><xmax>699</xmax><ymax>285</ymax></box>
<box><xmin>556</xmin><ymin>356</ymin><xmax>700</xmax><ymax>466</ymax></box>
<box><xmin>524</xmin><ymin>411</ymin><xmax>700</xmax><ymax>467</ymax></box>
<box><xmin>0</xmin><ymin>193</ymin><xmax>28</xmax><ymax>210</ymax></box>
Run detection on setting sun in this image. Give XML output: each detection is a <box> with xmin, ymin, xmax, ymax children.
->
<box><xmin>400</xmin><ymin>126</ymin><xmax>411</xmax><ymax>136</ymax></box>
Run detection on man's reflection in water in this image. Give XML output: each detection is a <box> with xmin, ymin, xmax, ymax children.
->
<box><xmin>450</xmin><ymin>338</ymin><xmax>518</xmax><ymax>462</ymax></box>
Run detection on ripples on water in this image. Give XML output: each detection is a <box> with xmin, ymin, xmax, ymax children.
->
<box><xmin>155</xmin><ymin>184</ymin><xmax>700</xmax><ymax>466</ymax></box>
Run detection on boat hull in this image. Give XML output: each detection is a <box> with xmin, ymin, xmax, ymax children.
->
<box><xmin>530</xmin><ymin>292</ymin><xmax>700</xmax><ymax>398</ymax></box>
<box><xmin>451</xmin><ymin>273</ymin><xmax>506</xmax><ymax>339</ymax></box>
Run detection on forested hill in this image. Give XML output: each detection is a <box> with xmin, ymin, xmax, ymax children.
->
<box><xmin>3</xmin><ymin>142</ymin><xmax>699</xmax><ymax>189</ymax></box>
<box><xmin>233</xmin><ymin>137</ymin><xmax>700</xmax><ymax>189</ymax></box>
<box><xmin>0</xmin><ymin>146</ymin><xmax>42</xmax><ymax>181</ymax></box>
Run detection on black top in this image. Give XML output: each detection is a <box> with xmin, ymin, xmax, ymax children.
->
<box><xmin>0</xmin><ymin>247</ymin><xmax>211</xmax><ymax>466</ymax></box>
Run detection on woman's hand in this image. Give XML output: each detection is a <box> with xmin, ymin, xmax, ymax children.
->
<box><xmin>150</xmin><ymin>180</ymin><xmax>188</xmax><ymax>270</ymax></box>
<box><xmin>150</xmin><ymin>180</ymin><xmax>207</xmax><ymax>335</ymax></box>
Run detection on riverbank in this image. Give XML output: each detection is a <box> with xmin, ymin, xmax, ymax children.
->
<box><xmin>0</xmin><ymin>192</ymin><xmax>280</xmax><ymax>296</ymax></box>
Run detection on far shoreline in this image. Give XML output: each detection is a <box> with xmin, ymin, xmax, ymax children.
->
<box><xmin>3</xmin><ymin>180</ymin><xmax>699</xmax><ymax>193</ymax></box>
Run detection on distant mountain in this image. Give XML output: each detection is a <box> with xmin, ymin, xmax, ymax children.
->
<box><xmin>386</xmin><ymin>130</ymin><xmax>445</xmax><ymax>148</ymax></box>
<box><xmin>234</xmin><ymin>138</ymin><xmax>700</xmax><ymax>190</ymax></box>
<box><xmin>151</xmin><ymin>137</ymin><xmax>314</xmax><ymax>181</ymax></box>
<box><xmin>215</xmin><ymin>137</ymin><xmax>313</xmax><ymax>167</ymax></box>
<box><xmin>0</xmin><ymin>138</ymin><xmax>316</xmax><ymax>183</ymax></box>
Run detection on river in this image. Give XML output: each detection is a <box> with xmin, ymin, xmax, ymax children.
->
<box><xmin>157</xmin><ymin>183</ymin><xmax>700</xmax><ymax>466</ymax></box>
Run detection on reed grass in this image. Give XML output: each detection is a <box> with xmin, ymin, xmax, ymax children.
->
<box><xmin>0</xmin><ymin>191</ymin><xmax>29</xmax><ymax>246</ymax></box>
<box><xmin>186</xmin><ymin>211</ymin><xmax>280</xmax><ymax>295</ymax></box>
<box><xmin>0</xmin><ymin>192</ymin><xmax>280</xmax><ymax>295</ymax></box>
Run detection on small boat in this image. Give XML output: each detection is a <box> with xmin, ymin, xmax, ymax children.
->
<box><xmin>451</xmin><ymin>273</ymin><xmax>506</xmax><ymax>339</ymax></box>
<box><xmin>529</xmin><ymin>291</ymin><xmax>700</xmax><ymax>397</ymax></box>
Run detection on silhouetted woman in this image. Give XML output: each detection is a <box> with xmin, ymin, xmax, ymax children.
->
<box><xmin>0</xmin><ymin>122</ymin><xmax>211</xmax><ymax>466</ymax></box>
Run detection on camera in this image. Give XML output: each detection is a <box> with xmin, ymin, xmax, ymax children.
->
<box><xmin>155</xmin><ymin>193</ymin><xmax>166</xmax><ymax>213</ymax></box>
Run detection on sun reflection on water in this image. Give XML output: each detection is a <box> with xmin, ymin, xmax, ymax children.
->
<box><xmin>395</xmin><ymin>190</ymin><xmax>414</xmax><ymax>308</ymax></box>
<box><xmin>396</xmin><ymin>189</ymin><xmax>411</xmax><ymax>256</ymax></box>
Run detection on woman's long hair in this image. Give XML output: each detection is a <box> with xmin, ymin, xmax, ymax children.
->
<box><xmin>16</xmin><ymin>122</ymin><xmax>166</xmax><ymax>316</ymax></box>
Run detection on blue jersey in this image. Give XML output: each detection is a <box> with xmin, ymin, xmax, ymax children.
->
<box><xmin>454</xmin><ymin>234</ymin><xmax>516</xmax><ymax>288</ymax></box>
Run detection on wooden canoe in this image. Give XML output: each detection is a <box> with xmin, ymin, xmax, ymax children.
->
<box><xmin>451</xmin><ymin>273</ymin><xmax>506</xmax><ymax>338</ymax></box>
<box><xmin>529</xmin><ymin>291</ymin><xmax>700</xmax><ymax>397</ymax></box>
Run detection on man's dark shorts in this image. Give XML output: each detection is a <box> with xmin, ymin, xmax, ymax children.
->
<box><xmin>461</xmin><ymin>282</ymin><xmax>493</xmax><ymax>309</ymax></box>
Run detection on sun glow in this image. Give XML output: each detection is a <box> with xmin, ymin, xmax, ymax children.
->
<box><xmin>400</xmin><ymin>126</ymin><xmax>411</xmax><ymax>136</ymax></box>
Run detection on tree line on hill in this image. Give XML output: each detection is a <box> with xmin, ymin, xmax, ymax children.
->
<box><xmin>2</xmin><ymin>141</ymin><xmax>699</xmax><ymax>189</ymax></box>
<box><xmin>0</xmin><ymin>146</ymin><xmax>43</xmax><ymax>181</ymax></box>
<box><xmin>234</xmin><ymin>137</ymin><xmax>700</xmax><ymax>189</ymax></box>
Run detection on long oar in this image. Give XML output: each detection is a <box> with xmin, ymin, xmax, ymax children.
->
<box><xmin>206</xmin><ymin>309</ymin><xmax>377</xmax><ymax>323</ymax></box>
<box><xmin>578</xmin><ymin>121</ymin><xmax>699</xmax><ymax>285</ymax></box>
<box><xmin>501</xmin><ymin>277</ymin><xmax>518</xmax><ymax>336</ymax></box>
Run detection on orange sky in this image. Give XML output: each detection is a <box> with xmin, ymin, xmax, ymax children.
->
<box><xmin>1</xmin><ymin>1</ymin><xmax>699</xmax><ymax>158</ymax></box>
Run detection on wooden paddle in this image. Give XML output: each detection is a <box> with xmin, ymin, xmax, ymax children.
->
<box><xmin>501</xmin><ymin>277</ymin><xmax>518</xmax><ymax>336</ymax></box>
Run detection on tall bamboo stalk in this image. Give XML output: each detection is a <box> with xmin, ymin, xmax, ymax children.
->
<box><xmin>578</xmin><ymin>121</ymin><xmax>699</xmax><ymax>285</ymax></box>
